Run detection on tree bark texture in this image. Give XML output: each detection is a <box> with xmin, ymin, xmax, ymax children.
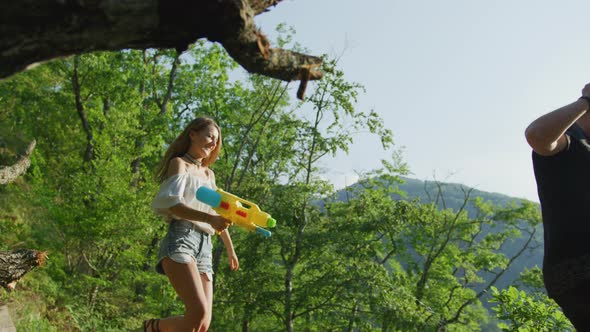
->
<box><xmin>0</xmin><ymin>140</ymin><xmax>36</xmax><ymax>185</ymax></box>
<box><xmin>0</xmin><ymin>249</ymin><xmax>47</xmax><ymax>289</ymax></box>
<box><xmin>0</xmin><ymin>0</ymin><xmax>323</xmax><ymax>98</ymax></box>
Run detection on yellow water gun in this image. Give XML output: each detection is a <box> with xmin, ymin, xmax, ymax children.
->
<box><xmin>196</xmin><ymin>187</ymin><xmax>276</xmax><ymax>237</ymax></box>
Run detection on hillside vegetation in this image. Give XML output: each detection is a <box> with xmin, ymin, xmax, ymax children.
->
<box><xmin>0</xmin><ymin>31</ymin><xmax>571</xmax><ymax>331</ymax></box>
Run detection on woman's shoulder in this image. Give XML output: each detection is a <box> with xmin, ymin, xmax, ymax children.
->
<box><xmin>166</xmin><ymin>157</ymin><xmax>188</xmax><ymax>178</ymax></box>
<box><xmin>204</xmin><ymin>167</ymin><xmax>216</xmax><ymax>181</ymax></box>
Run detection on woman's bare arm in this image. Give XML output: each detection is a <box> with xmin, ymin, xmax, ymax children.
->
<box><xmin>165</xmin><ymin>157</ymin><xmax>230</xmax><ymax>232</ymax></box>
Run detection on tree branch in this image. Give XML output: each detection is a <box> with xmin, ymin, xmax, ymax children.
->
<box><xmin>0</xmin><ymin>0</ymin><xmax>323</xmax><ymax>99</ymax></box>
<box><xmin>0</xmin><ymin>249</ymin><xmax>47</xmax><ymax>289</ymax></box>
<box><xmin>72</xmin><ymin>56</ymin><xmax>95</xmax><ymax>162</ymax></box>
<box><xmin>248</xmin><ymin>0</ymin><xmax>283</xmax><ymax>15</ymax></box>
<box><xmin>0</xmin><ymin>139</ymin><xmax>36</xmax><ymax>185</ymax></box>
<box><xmin>158</xmin><ymin>53</ymin><xmax>181</xmax><ymax>115</ymax></box>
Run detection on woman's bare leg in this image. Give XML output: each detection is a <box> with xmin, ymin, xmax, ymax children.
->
<box><xmin>200</xmin><ymin>273</ymin><xmax>213</xmax><ymax>330</ymax></box>
<box><xmin>154</xmin><ymin>257</ymin><xmax>210</xmax><ymax>332</ymax></box>
<box><xmin>152</xmin><ymin>274</ymin><xmax>213</xmax><ymax>332</ymax></box>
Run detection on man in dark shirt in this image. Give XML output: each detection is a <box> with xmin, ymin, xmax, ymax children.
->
<box><xmin>526</xmin><ymin>83</ymin><xmax>590</xmax><ymax>330</ymax></box>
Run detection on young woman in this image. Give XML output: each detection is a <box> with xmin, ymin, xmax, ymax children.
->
<box><xmin>145</xmin><ymin>117</ymin><xmax>239</xmax><ymax>332</ymax></box>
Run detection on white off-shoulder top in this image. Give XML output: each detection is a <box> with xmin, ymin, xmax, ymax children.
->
<box><xmin>151</xmin><ymin>171</ymin><xmax>217</xmax><ymax>235</ymax></box>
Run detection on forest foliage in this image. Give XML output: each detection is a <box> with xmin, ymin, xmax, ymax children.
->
<box><xmin>0</xmin><ymin>28</ymin><xmax>572</xmax><ymax>331</ymax></box>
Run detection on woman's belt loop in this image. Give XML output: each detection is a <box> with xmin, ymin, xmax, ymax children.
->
<box><xmin>197</xmin><ymin>231</ymin><xmax>205</xmax><ymax>255</ymax></box>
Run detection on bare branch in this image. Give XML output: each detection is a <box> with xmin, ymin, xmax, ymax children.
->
<box><xmin>0</xmin><ymin>139</ymin><xmax>36</xmax><ymax>185</ymax></box>
<box><xmin>158</xmin><ymin>53</ymin><xmax>181</xmax><ymax>115</ymax></box>
<box><xmin>72</xmin><ymin>56</ymin><xmax>95</xmax><ymax>162</ymax></box>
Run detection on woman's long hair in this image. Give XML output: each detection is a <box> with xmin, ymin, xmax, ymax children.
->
<box><xmin>155</xmin><ymin>117</ymin><xmax>222</xmax><ymax>183</ymax></box>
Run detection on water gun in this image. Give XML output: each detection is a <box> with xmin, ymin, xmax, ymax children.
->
<box><xmin>196</xmin><ymin>187</ymin><xmax>277</xmax><ymax>238</ymax></box>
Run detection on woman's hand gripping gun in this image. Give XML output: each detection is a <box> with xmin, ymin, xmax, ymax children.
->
<box><xmin>196</xmin><ymin>187</ymin><xmax>276</xmax><ymax>238</ymax></box>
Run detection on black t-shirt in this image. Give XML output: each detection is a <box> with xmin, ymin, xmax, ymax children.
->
<box><xmin>533</xmin><ymin>123</ymin><xmax>590</xmax><ymax>267</ymax></box>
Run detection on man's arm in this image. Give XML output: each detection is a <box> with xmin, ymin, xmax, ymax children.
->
<box><xmin>525</xmin><ymin>84</ymin><xmax>590</xmax><ymax>156</ymax></box>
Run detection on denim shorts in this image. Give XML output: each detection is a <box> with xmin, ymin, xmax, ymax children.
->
<box><xmin>156</xmin><ymin>220</ymin><xmax>213</xmax><ymax>279</ymax></box>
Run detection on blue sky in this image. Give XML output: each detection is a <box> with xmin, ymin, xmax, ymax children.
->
<box><xmin>256</xmin><ymin>0</ymin><xmax>590</xmax><ymax>202</ymax></box>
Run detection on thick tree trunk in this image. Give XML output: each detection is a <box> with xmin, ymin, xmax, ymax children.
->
<box><xmin>0</xmin><ymin>249</ymin><xmax>47</xmax><ymax>289</ymax></box>
<box><xmin>0</xmin><ymin>0</ymin><xmax>322</xmax><ymax>98</ymax></box>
